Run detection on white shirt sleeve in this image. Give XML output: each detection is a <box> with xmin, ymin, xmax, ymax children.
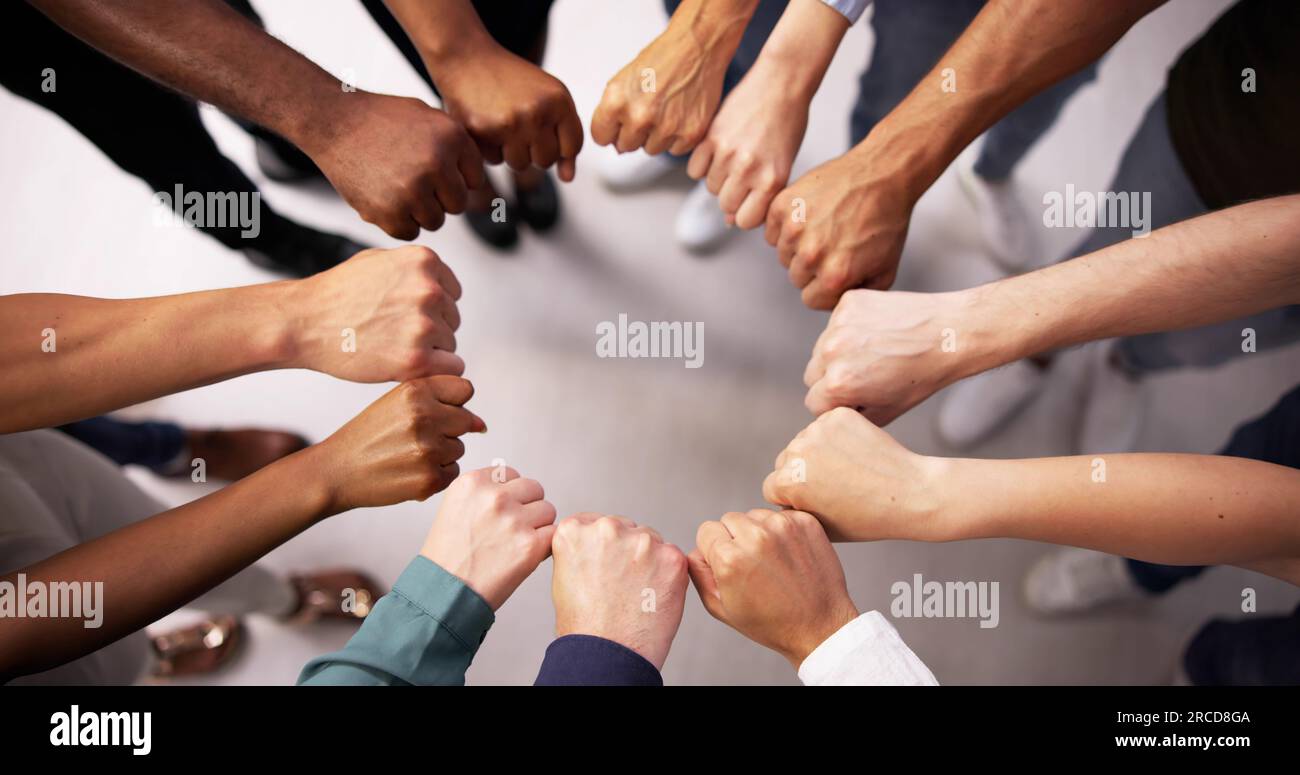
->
<box><xmin>821</xmin><ymin>0</ymin><xmax>871</xmax><ymax>25</ymax></box>
<box><xmin>797</xmin><ymin>610</ymin><xmax>939</xmax><ymax>686</ymax></box>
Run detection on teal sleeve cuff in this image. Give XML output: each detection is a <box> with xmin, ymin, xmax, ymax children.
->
<box><xmin>297</xmin><ymin>556</ymin><xmax>494</xmax><ymax>686</ymax></box>
<box><xmin>391</xmin><ymin>555</ymin><xmax>495</xmax><ymax>648</ymax></box>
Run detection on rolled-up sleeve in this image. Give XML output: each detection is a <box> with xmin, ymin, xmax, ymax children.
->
<box><xmin>298</xmin><ymin>555</ymin><xmax>494</xmax><ymax>686</ymax></box>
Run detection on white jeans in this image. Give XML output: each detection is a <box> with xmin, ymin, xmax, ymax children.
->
<box><xmin>0</xmin><ymin>429</ymin><xmax>296</xmax><ymax>684</ymax></box>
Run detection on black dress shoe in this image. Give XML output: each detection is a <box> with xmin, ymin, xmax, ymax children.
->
<box><xmin>515</xmin><ymin>170</ymin><xmax>560</xmax><ymax>232</ymax></box>
<box><xmin>242</xmin><ymin>219</ymin><xmax>368</xmax><ymax>277</ymax></box>
<box><xmin>465</xmin><ymin>205</ymin><xmax>520</xmax><ymax>250</ymax></box>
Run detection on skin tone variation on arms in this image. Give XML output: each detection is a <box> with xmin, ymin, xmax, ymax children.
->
<box><xmin>689</xmin><ymin>508</ymin><xmax>859</xmax><ymax>669</ymax></box>
<box><xmin>0</xmin><ymin>245</ymin><xmax>463</xmax><ymax>434</ymax></box>
<box><xmin>550</xmin><ymin>513</ymin><xmax>689</xmax><ymax>670</ymax></box>
<box><xmin>0</xmin><ymin>376</ymin><xmax>485</xmax><ymax>681</ymax></box>
<box><xmin>765</xmin><ymin>0</ymin><xmax>1169</xmax><ymax>308</ymax></box>
<box><xmin>763</xmin><ymin>408</ymin><xmax>1300</xmax><ymax>584</ymax></box>
<box><xmin>380</xmin><ymin>0</ymin><xmax>584</xmax><ymax>181</ymax></box>
<box><xmin>688</xmin><ymin>0</ymin><xmax>850</xmax><ymax>230</ymax></box>
<box><xmin>591</xmin><ymin>0</ymin><xmax>760</xmax><ymax>155</ymax></box>
<box><xmin>27</xmin><ymin>0</ymin><xmax>483</xmax><ymax>238</ymax></box>
<box><xmin>802</xmin><ymin>195</ymin><xmax>1300</xmax><ymax>424</ymax></box>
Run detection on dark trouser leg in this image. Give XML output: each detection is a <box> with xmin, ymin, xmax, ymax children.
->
<box><xmin>57</xmin><ymin>416</ymin><xmax>187</xmax><ymax>472</ymax></box>
<box><xmin>1183</xmin><ymin>605</ymin><xmax>1300</xmax><ymax>685</ymax></box>
<box><xmin>360</xmin><ymin>0</ymin><xmax>557</xmax><ymax>93</ymax></box>
<box><xmin>0</xmin><ymin>1</ymin><xmax>291</xmax><ymax>252</ymax></box>
<box><xmin>849</xmin><ymin>0</ymin><xmax>984</xmax><ymax>145</ymax></box>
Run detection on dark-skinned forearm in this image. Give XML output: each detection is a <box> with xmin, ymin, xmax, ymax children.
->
<box><xmin>27</xmin><ymin>0</ymin><xmax>351</xmax><ymax>155</ymax></box>
<box><xmin>0</xmin><ymin>444</ymin><xmax>337</xmax><ymax>681</ymax></box>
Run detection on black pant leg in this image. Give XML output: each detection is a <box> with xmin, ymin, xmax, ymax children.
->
<box><xmin>358</xmin><ymin>0</ymin><xmax>555</xmax><ymax>97</ymax></box>
<box><xmin>0</xmin><ymin>2</ymin><xmax>276</xmax><ymax>250</ymax></box>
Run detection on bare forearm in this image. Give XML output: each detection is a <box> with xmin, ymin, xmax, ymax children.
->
<box><xmin>383</xmin><ymin>0</ymin><xmax>496</xmax><ymax>72</ymax></box>
<box><xmin>936</xmin><ymin>453</ymin><xmax>1300</xmax><ymax>569</ymax></box>
<box><xmin>0</xmin><ymin>445</ymin><xmax>335</xmax><ymax>680</ymax></box>
<box><xmin>965</xmin><ymin>195</ymin><xmax>1300</xmax><ymax>371</ymax></box>
<box><xmin>670</xmin><ymin>0</ymin><xmax>762</xmax><ymax>56</ymax></box>
<box><xmin>853</xmin><ymin>0</ymin><xmax>1166</xmax><ymax>199</ymax></box>
<box><xmin>752</xmin><ymin>0</ymin><xmax>849</xmax><ymax>101</ymax></box>
<box><xmin>27</xmin><ymin>0</ymin><xmax>348</xmax><ymax>154</ymax></box>
<box><xmin>0</xmin><ymin>284</ymin><xmax>295</xmax><ymax>433</ymax></box>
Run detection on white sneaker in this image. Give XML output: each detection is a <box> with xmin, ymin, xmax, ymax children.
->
<box><xmin>675</xmin><ymin>180</ymin><xmax>731</xmax><ymax>253</ymax></box>
<box><xmin>935</xmin><ymin>360</ymin><xmax>1047</xmax><ymax>450</ymax></box>
<box><xmin>956</xmin><ymin>148</ymin><xmax>1037</xmax><ymax>272</ymax></box>
<box><xmin>1023</xmin><ymin>548</ymin><xmax>1146</xmax><ymax>615</ymax></box>
<box><xmin>1076</xmin><ymin>341</ymin><xmax>1145</xmax><ymax>454</ymax></box>
<box><xmin>594</xmin><ymin>147</ymin><xmax>679</xmax><ymax>192</ymax></box>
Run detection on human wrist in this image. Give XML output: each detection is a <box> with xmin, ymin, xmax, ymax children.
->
<box><xmin>267</xmin><ymin>443</ymin><xmax>340</xmax><ymax>523</ymax></box>
<box><xmin>416</xmin><ymin>24</ymin><xmax>499</xmax><ymax>83</ymax></box>
<box><xmin>670</xmin><ymin>0</ymin><xmax>757</xmax><ymax>60</ymax></box>
<box><xmin>925</xmin><ymin>456</ymin><xmax>1008</xmax><ymax>542</ymax></box>
<box><xmin>851</xmin><ymin>115</ymin><xmax>950</xmax><ymax>204</ymax></box>
<box><xmin>277</xmin><ymin>75</ymin><xmax>361</xmax><ymax>160</ymax></box>
<box><xmin>555</xmin><ymin>614</ymin><xmax>666</xmax><ymax>670</ymax></box>
<box><xmin>784</xmin><ymin>599</ymin><xmax>859</xmax><ymax>669</ymax></box>
<box><xmin>964</xmin><ymin>278</ymin><xmax>1059</xmax><ymax>370</ymax></box>
<box><xmin>225</xmin><ymin>281</ymin><xmax>302</xmax><ymax>372</ymax></box>
<box><xmin>755</xmin><ymin>0</ymin><xmax>847</xmax><ymax>100</ymax></box>
<box><xmin>269</xmin><ymin>275</ymin><xmax>325</xmax><ymax>372</ymax></box>
<box><xmin>943</xmin><ymin>285</ymin><xmax>1029</xmax><ymax>383</ymax></box>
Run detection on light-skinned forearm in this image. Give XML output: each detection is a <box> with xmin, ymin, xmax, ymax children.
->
<box><xmin>958</xmin><ymin>195</ymin><xmax>1300</xmax><ymax>379</ymax></box>
<box><xmin>853</xmin><ymin>0</ymin><xmax>1167</xmax><ymax>201</ymax></box>
<box><xmin>931</xmin><ymin>453</ymin><xmax>1300</xmax><ymax>577</ymax></box>
<box><xmin>0</xmin><ymin>444</ymin><xmax>337</xmax><ymax>681</ymax></box>
<box><xmin>26</xmin><ymin>0</ymin><xmax>352</xmax><ymax>156</ymax></box>
<box><xmin>750</xmin><ymin>0</ymin><xmax>849</xmax><ymax>100</ymax></box>
<box><xmin>0</xmin><ymin>284</ymin><xmax>299</xmax><ymax>433</ymax></box>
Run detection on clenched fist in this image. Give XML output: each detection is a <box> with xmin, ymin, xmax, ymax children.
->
<box><xmin>437</xmin><ymin>46</ymin><xmax>583</xmax><ymax>180</ymax></box>
<box><xmin>550</xmin><ymin>514</ymin><xmax>688</xmax><ymax>670</ymax></box>
<box><xmin>805</xmin><ymin>288</ymin><xmax>987</xmax><ymax>423</ymax></box>
<box><xmin>765</xmin><ymin>148</ymin><xmax>913</xmax><ymax>309</ymax></box>
<box><xmin>421</xmin><ymin>466</ymin><xmax>558</xmax><ymax>610</ymax></box>
<box><xmin>762</xmin><ymin>407</ymin><xmax>946</xmax><ymax>542</ymax></box>
<box><xmin>306</xmin><ymin>92</ymin><xmax>484</xmax><ymax>239</ymax></box>
<box><xmin>687</xmin><ymin>59</ymin><xmax>808</xmax><ymax>230</ymax></box>
<box><xmin>591</xmin><ymin>1</ymin><xmax>753</xmax><ymax>155</ymax></box>
<box><xmin>316</xmin><ymin>376</ymin><xmax>484</xmax><ymax>513</ymax></box>
<box><xmin>288</xmin><ymin>245</ymin><xmax>464</xmax><ymax>382</ymax></box>
<box><xmin>689</xmin><ymin>508</ymin><xmax>858</xmax><ymax>668</ymax></box>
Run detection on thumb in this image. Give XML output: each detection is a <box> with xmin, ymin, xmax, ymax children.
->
<box><xmin>761</xmin><ymin>470</ymin><xmax>788</xmax><ymax>508</ymax></box>
<box><xmin>687</xmin><ymin>549</ymin><xmax>726</xmax><ymax>622</ymax></box>
<box><xmin>533</xmin><ymin>523</ymin><xmax>557</xmax><ymax>561</ymax></box>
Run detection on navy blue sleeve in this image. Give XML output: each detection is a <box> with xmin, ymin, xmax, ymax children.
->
<box><xmin>534</xmin><ymin>635</ymin><xmax>663</xmax><ymax>686</ymax></box>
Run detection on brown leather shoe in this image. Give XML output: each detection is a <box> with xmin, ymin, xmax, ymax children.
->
<box><xmin>151</xmin><ymin>615</ymin><xmax>243</xmax><ymax>678</ymax></box>
<box><xmin>286</xmin><ymin>570</ymin><xmax>385</xmax><ymax>624</ymax></box>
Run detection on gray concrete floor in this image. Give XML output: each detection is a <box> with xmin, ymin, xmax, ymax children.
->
<box><xmin>2</xmin><ymin>0</ymin><xmax>1296</xmax><ymax>685</ymax></box>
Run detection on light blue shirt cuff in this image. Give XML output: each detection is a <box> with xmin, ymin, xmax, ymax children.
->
<box><xmin>821</xmin><ymin>0</ymin><xmax>870</xmax><ymax>24</ymax></box>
